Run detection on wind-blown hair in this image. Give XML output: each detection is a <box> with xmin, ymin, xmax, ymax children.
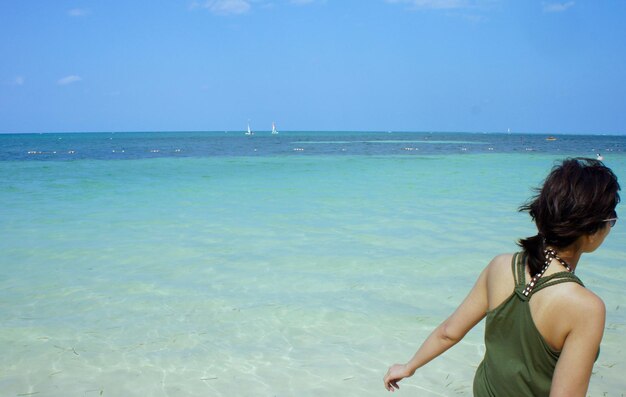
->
<box><xmin>518</xmin><ymin>158</ymin><xmax>620</xmax><ymax>277</ymax></box>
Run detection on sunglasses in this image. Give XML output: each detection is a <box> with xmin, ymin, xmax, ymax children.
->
<box><xmin>604</xmin><ymin>212</ymin><xmax>618</xmax><ymax>228</ymax></box>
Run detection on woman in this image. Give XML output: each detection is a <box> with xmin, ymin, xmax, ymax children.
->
<box><xmin>383</xmin><ymin>158</ymin><xmax>620</xmax><ymax>396</ymax></box>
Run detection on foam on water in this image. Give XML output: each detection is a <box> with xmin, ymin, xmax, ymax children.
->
<box><xmin>0</xmin><ymin>139</ymin><xmax>625</xmax><ymax>396</ymax></box>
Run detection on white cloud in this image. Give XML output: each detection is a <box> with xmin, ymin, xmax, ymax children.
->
<box><xmin>386</xmin><ymin>0</ymin><xmax>471</xmax><ymax>10</ymax></box>
<box><xmin>58</xmin><ymin>75</ymin><xmax>82</xmax><ymax>85</ymax></box>
<box><xmin>201</xmin><ymin>0</ymin><xmax>251</xmax><ymax>15</ymax></box>
<box><xmin>542</xmin><ymin>1</ymin><xmax>574</xmax><ymax>13</ymax></box>
<box><xmin>68</xmin><ymin>8</ymin><xmax>90</xmax><ymax>17</ymax></box>
<box><xmin>190</xmin><ymin>0</ymin><xmax>322</xmax><ymax>13</ymax></box>
<box><xmin>4</xmin><ymin>76</ymin><xmax>25</xmax><ymax>86</ymax></box>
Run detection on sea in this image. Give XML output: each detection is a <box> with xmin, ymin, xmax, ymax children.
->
<box><xmin>1</xmin><ymin>131</ymin><xmax>624</xmax><ymax>396</ymax></box>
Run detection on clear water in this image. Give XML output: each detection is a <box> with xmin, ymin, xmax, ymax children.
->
<box><xmin>1</xmin><ymin>132</ymin><xmax>624</xmax><ymax>396</ymax></box>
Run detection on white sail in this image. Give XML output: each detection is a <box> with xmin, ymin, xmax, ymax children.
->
<box><xmin>245</xmin><ymin>121</ymin><xmax>253</xmax><ymax>135</ymax></box>
<box><xmin>271</xmin><ymin>122</ymin><xmax>278</xmax><ymax>135</ymax></box>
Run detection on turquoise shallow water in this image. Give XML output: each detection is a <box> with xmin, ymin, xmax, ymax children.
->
<box><xmin>1</xmin><ymin>135</ymin><xmax>625</xmax><ymax>396</ymax></box>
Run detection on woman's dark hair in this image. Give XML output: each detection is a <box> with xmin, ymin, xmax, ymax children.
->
<box><xmin>518</xmin><ymin>158</ymin><xmax>620</xmax><ymax>276</ymax></box>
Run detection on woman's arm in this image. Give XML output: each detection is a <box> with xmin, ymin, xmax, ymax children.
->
<box><xmin>384</xmin><ymin>263</ymin><xmax>491</xmax><ymax>392</ymax></box>
<box><xmin>549</xmin><ymin>291</ymin><xmax>605</xmax><ymax>397</ymax></box>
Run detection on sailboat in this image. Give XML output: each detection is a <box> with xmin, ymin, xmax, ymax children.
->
<box><xmin>245</xmin><ymin>121</ymin><xmax>254</xmax><ymax>136</ymax></box>
<box><xmin>271</xmin><ymin>121</ymin><xmax>278</xmax><ymax>135</ymax></box>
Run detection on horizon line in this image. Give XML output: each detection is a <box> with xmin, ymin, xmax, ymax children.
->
<box><xmin>1</xmin><ymin>130</ymin><xmax>625</xmax><ymax>136</ymax></box>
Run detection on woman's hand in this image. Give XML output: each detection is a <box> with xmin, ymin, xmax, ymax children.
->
<box><xmin>383</xmin><ymin>364</ymin><xmax>413</xmax><ymax>392</ymax></box>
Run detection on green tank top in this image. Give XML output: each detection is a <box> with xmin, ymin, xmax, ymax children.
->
<box><xmin>473</xmin><ymin>252</ymin><xmax>584</xmax><ymax>397</ymax></box>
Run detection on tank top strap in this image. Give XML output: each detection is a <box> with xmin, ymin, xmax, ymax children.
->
<box><xmin>511</xmin><ymin>251</ymin><xmax>527</xmax><ymax>288</ymax></box>
<box><xmin>530</xmin><ymin>272</ymin><xmax>584</xmax><ymax>296</ymax></box>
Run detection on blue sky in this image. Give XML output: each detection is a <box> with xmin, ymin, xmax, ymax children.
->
<box><xmin>1</xmin><ymin>0</ymin><xmax>625</xmax><ymax>134</ymax></box>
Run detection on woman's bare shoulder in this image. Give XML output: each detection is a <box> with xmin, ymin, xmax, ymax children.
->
<box><xmin>539</xmin><ymin>278</ymin><xmax>606</xmax><ymax>338</ymax></box>
<box><xmin>554</xmin><ymin>282</ymin><xmax>606</xmax><ymax>318</ymax></box>
<box><xmin>485</xmin><ymin>253</ymin><xmax>516</xmax><ymax>275</ymax></box>
<box><xmin>484</xmin><ymin>253</ymin><xmax>517</xmax><ymax>293</ymax></box>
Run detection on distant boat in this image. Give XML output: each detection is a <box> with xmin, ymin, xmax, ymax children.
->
<box><xmin>271</xmin><ymin>122</ymin><xmax>278</xmax><ymax>135</ymax></box>
<box><xmin>245</xmin><ymin>121</ymin><xmax>254</xmax><ymax>136</ymax></box>
<box><xmin>546</xmin><ymin>136</ymin><xmax>557</xmax><ymax>141</ymax></box>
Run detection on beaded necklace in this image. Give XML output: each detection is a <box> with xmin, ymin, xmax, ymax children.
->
<box><xmin>522</xmin><ymin>248</ymin><xmax>573</xmax><ymax>297</ymax></box>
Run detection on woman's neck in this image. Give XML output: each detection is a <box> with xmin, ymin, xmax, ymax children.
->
<box><xmin>551</xmin><ymin>244</ymin><xmax>583</xmax><ymax>272</ymax></box>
